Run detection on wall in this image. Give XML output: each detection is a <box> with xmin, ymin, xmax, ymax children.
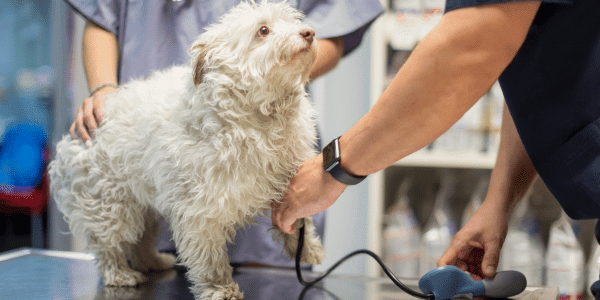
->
<box><xmin>310</xmin><ymin>31</ymin><xmax>374</xmax><ymax>276</ymax></box>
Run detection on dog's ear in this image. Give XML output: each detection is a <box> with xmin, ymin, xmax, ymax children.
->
<box><xmin>190</xmin><ymin>43</ymin><xmax>207</xmax><ymax>86</ymax></box>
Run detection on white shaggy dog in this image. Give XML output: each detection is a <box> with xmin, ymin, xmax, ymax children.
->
<box><xmin>48</xmin><ymin>2</ymin><xmax>325</xmax><ymax>299</ymax></box>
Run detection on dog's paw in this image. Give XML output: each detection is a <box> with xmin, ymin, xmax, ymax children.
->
<box><xmin>210</xmin><ymin>288</ymin><xmax>244</xmax><ymax>300</ymax></box>
<box><xmin>103</xmin><ymin>268</ymin><xmax>148</xmax><ymax>286</ymax></box>
<box><xmin>130</xmin><ymin>252</ymin><xmax>177</xmax><ymax>272</ymax></box>
<box><xmin>198</xmin><ymin>283</ymin><xmax>244</xmax><ymax>300</ymax></box>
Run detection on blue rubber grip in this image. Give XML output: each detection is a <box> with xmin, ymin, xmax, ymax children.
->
<box><xmin>418</xmin><ymin>266</ymin><xmax>527</xmax><ymax>300</ymax></box>
<box><xmin>418</xmin><ymin>266</ymin><xmax>485</xmax><ymax>300</ymax></box>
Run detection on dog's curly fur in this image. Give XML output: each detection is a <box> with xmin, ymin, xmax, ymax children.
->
<box><xmin>48</xmin><ymin>2</ymin><xmax>325</xmax><ymax>299</ymax></box>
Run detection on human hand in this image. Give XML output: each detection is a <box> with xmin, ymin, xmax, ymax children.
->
<box><xmin>272</xmin><ymin>154</ymin><xmax>347</xmax><ymax>234</ymax></box>
<box><xmin>69</xmin><ymin>85</ymin><xmax>117</xmax><ymax>142</ymax></box>
<box><xmin>437</xmin><ymin>201</ymin><xmax>509</xmax><ymax>280</ymax></box>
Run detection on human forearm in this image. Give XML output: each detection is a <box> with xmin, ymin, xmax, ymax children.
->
<box><xmin>309</xmin><ymin>37</ymin><xmax>344</xmax><ymax>81</ymax></box>
<box><xmin>485</xmin><ymin>106</ymin><xmax>538</xmax><ymax>212</ymax></box>
<box><xmin>82</xmin><ymin>20</ymin><xmax>119</xmax><ymax>91</ymax></box>
<box><xmin>338</xmin><ymin>1</ymin><xmax>541</xmax><ymax>177</ymax></box>
<box><xmin>438</xmin><ymin>106</ymin><xmax>538</xmax><ymax>278</ymax></box>
<box><xmin>71</xmin><ymin>20</ymin><xmax>119</xmax><ymax>141</ymax></box>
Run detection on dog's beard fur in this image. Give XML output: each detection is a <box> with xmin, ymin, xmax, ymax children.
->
<box><xmin>49</xmin><ymin>2</ymin><xmax>325</xmax><ymax>300</ymax></box>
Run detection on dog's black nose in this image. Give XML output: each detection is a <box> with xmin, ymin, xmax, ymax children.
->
<box><xmin>300</xmin><ymin>29</ymin><xmax>315</xmax><ymax>43</ymax></box>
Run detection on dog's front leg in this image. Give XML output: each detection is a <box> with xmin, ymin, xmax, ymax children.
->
<box><xmin>172</xmin><ymin>219</ymin><xmax>243</xmax><ymax>300</ymax></box>
<box><xmin>280</xmin><ymin>217</ymin><xmax>325</xmax><ymax>265</ymax></box>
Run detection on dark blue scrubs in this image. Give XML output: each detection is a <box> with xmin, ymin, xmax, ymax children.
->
<box><xmin>446</xmin><ymin>0</ymin><xmax>600</xmax><ymax>296</ymax></box>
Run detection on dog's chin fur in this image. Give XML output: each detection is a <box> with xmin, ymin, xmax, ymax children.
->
<box><xmin>48</xmin><ymin>2</ymin><xmax>325</xmax><ymax>300</ymax></box>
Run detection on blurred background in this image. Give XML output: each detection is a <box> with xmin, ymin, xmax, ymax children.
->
<box><xmin>0</xmin><ymin>1</ymin><xmax>60</xmax><ymax>252</ymax></box>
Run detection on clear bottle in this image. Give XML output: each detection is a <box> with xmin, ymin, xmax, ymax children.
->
<box><xmin>420</xmin><ymin>174</ymin><xmax>456</xmax><ymax>276</ymax></box>
<box><xmin>487</xmin><ymin>82</ymin><xmax>504</xmax><ymax>151</ymax></box>
<box><xmin>461</xmin><ymin>179</ymin><xmax>488</xmax><ymax>228</ymax></box>
<box><xmin>383</xmin><ymin>180</ymin><xmax>421</xmax><ymax>278</ymax></box>
<box><xmin>545</xmin><ymin>211</ymin><xmax>585</xmax><ymax>299</ymax></box>
<box><xmin>587</xmin><ymin>241</ymin><xmax>600</xmax><ymax>299</ymax></box>
<box><xmin>498</xmin><ymin>189</ymin><xmax>544</xmax><ymax>286</ymax></box>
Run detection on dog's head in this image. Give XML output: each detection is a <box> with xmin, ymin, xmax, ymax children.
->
<box><xmin>190</xmin><ymin>1</ymin><xmax>317</xmax><ymax>88</ymax></box>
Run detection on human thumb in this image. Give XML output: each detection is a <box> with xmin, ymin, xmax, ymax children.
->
<box><xmin>481</xmin><ymin>242</ymin><xmax>500</xmax><ymax>278</ymax></box>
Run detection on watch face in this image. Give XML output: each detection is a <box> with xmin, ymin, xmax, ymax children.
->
<box><xmin>323</xmin><ymin>138</ymin><xmax>340</xmax><ymax>172</ymax></box>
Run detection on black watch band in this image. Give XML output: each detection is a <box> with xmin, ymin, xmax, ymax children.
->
<box><xmin>322</xmin><ymin>136</ymin><xmax>366</xmax><ymax>185</ymax></box>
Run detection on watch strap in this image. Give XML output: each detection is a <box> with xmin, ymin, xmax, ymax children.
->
<box><xmin>329</xmin><ymin>162</ymin><xmax>366</xmax><ymax>185</ymax></box>
<box><xmin>323</xmin><ymin>136</ymin><xmax>367</xmax><ymax>185</ymax></box>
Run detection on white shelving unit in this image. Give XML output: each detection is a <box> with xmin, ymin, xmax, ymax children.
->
<box><xmin>366</xmin><ymin>0</ymin><xmax>499</xmax><ymax>277</ymax></box>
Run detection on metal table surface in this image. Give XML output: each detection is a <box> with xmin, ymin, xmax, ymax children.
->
<box><xmin>0</xmin><ymin>248</ymin><xmax>559</xmax><ymax>300</ymax></box>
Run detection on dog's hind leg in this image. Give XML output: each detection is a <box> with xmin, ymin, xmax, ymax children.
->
<box><xmin>79</xmin><ymin>194</ymin><xmax>149</xmax><ymax>286</ymax></box>
<box><xmin>280</xmin><ymin>217</ymin><xmax>325</xmax><ymax>265</ymax></box>
<box><xmin>91</xmin><ymin>240</ymin><xmax>148</xmax><ymax>286</ymax></box>
<box><xmin>172</xmin><ymin>218</ymin><xmax>243</xmax><ymax>300</ymax></box>
<box><xmin>129</xmin><ymin>209</ymin><xmax>177</xmax><ymax>272</ymax></box>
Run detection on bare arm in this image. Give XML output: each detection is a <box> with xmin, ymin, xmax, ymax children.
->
<box><xmin>484</xmin><ymin>106</ymin><xmax>539</xmax><ymax>214</ymax></box>
<box><xmin>310</xmin><ymin>37</ymin><xmax>344</xmax><ymax>81</ymax></box>
<box><xmin>272</xmin><ymin>1</ymin><xmax>541</xmax><ymax>234</ymax></box>
<box><xmin>339</xmin><ymin>1</ymin><xmax>540</xmax><ymax>176</ymax></box>
<box><xmin>438</xmin><ymin>105</ymin><xmax>539</xmax><ymax>278</ymax></box>
<box><xmin>70</xmin><ymin>20</ymin><xmax>119</xmax><ymax>141</ymax></box>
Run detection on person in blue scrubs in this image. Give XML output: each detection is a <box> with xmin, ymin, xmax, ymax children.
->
<box><xmin>272</xmin><ymin>0</ymin><xmax>600</xmax><ymax>296</ymax></box>
<box><xmin>65</xmin><ymin>0</ymin><xmax>383</xmax><ymax>268</ymax></box>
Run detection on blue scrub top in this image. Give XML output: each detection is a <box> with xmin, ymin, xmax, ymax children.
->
<box><xmin>447</xmin><ymin>0</ymin><xmax>600</xmax><ymax>221</ymax></box>
<box><xmin>447</xmin><ymin>0</ymin><xmax>600</xmax><ymax>294</ymax></box>
<box><xmin>66</xmin><ymin>0</ymin><xmax>383</xmax><ymax>84</ymax></box>
<box><xmin>65</xmin><ymin>0</ymin><xmax>383</xmax><ymax>268</ymax></box>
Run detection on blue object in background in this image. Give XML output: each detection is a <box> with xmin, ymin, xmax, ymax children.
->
<box><xmin>0</xmin><ymin>123</ymin><xmax>46</xmax><ymax>193</ymax></box>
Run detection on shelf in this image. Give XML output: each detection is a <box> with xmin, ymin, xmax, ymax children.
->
<box><xmin>393</xmin><ymin>148</ymin><xmax>497</xmax><ymax>169</ymax></box>
<box><xmin>381</xmin><ymin>12</ymin><xmax>442</xmax><ymax>50</ymax></box>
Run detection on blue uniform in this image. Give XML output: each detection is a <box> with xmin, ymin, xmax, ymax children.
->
<box><xmin>64</xmin><ymin>0</ymin><xmax>383</xmax><ymax>267</ymax></box>
<box><xmin>447</xmin><ymin>0</ymin><xmax>600</xmax><ymax>296</ymax></box>
<box><xmin>66</xmin><ymin>0</ymin><xmax>383</xmax><ymax>83</ymax></box>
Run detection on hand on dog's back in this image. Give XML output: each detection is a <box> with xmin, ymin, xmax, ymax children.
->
<box><xmin>70</xmin><ymin>86</ymin><xmax>118</xmax><ymax>143</ymax></box>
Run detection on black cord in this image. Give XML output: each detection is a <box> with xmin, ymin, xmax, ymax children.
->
<box><xmin>295</xmin><ymin>223</ymin><xmax>435</xmax><ymax>300</ymax></box>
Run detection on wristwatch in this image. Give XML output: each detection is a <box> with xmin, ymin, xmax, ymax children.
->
<box><xmin>322</xmin><ymin>136</ymin><xmax>366</xmax><ymax>185</ymax></box>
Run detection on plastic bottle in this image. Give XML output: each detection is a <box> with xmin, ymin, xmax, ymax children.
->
<box><xmin>461</xmin><ymin>179</ymin><xmax>487</xmax><ymax>228</ymax></box>
<box><xmin>498</xmin><ymin>189</ymin><xmax>544</xmax><ymax>286</ymax></box>
<box><xmin>545</xmin><ymin>211</ymin><xmax>585</xmax><ymax>300</ymax></box>
<box><xmin>587</xmin><ymin>241</ymin><xmax>600</xmax><ymax>299</ymax></box>
<box><xmin>420</xmin><ymin>175</ymin><xmax>457</xmax><ymax>276</ymax></box>
<box><xmin>383</xmin><ymin>180</ymin><xmax>421</xmax><ymax>278</ymax></box>
<box><xmin>390</xmin><ymin>0</ymin><xmax>423</xmax><ymax>50</ymax></box>
<box><xmin>438</xmin><ymin>97</ymin><xmax>486</xmax><ymax>153</ymax></box>
<box><xmin>393</xmin><ymin>0</ymin><xmax>423</xmax><ymax>14</ymax></box>
<box><xmin>487</xmin><ymin>82</ymin><xmax>504</xmax><ymax>151</ymax></box>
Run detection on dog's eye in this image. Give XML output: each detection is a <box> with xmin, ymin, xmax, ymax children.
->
<box><xmin>257</xmin><ymin>26</ymin><xmax>270</xmax><ymax>37</ymax></box>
